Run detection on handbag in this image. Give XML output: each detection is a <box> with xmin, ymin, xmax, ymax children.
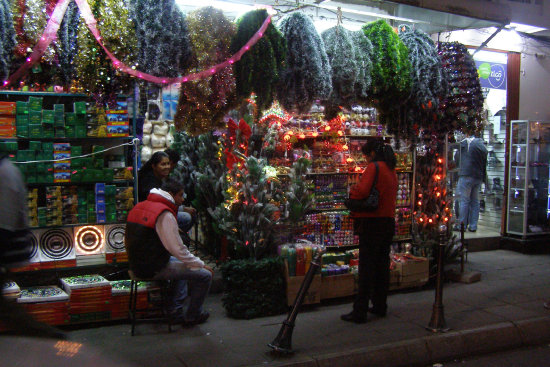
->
<box><xmin>344</xmin><ymin>162</ymin><xmax>379</xmax><ymax>212</ymax></box>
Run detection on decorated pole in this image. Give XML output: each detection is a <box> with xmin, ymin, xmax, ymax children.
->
<box><xmin>426</xmin><ymin>224</ymin><xmax>449</xmax><ymax>332</ymax></box>
<box><xmin>268</xmin><ymin>247</ymin><xmax>325</xmax><ymax>354</ymax></box>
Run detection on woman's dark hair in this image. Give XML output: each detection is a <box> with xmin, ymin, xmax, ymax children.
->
<box><xmin>361</xmin><ymin>139</ymin><xmax>397</xmax><ymax>170</ymax></box>
<box><xmin>164</xmin><ymin>148</ymin><xmax>180</xmax><ymax>164</ymax></box>
<box><xmin>139</xmin><ymin>151</ymin><xmax>169</xmax><ymax>175</ymax></box>
<box><xmin>161</xmin><ymin>178</ymin><xmax>184</xmax><ymax>194</ymax></box>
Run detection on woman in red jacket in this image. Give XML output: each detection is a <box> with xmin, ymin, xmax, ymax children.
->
<box><xmin>341</xmin><ymin>140</ymin><xmax>397</xmax><ymax>324</ymax></box>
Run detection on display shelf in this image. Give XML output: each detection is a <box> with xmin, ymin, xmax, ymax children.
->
<box><xmin>344</xmin><ymin>135</ymin><xmax>393</xmax><ymax>139</ymax></box>
<box><xmin>26</xmin><ymin>179</ymin><xmax>133</xmax><ymax>187</ymax></box>
<box><xmin>30</xmin><ymin>221</ymin><xmax>127</xmax><ymax>230</ymax></box>
<box><xmin>0</xmin><ymin>136</ymin><xmax>133</xmax><ymax>142</ymax></box>
<box><xmin>0</xmin><ymin>90</ymin><xmax>128</xmax><ymax>98</ymax></box>
<box><xmin>393</xmin><ymin>236</ymin><xmax>412</xmax><ymax>241</ymax></box>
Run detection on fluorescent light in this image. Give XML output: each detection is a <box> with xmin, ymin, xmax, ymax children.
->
<box><xmin>507</xmin><ymin>22</ymin><xmax>547</xmax><ymax>34</ymax></box>
<box><xmin>470</xmin><ymin>50</ymin><xmax>508</xmax><ymax>64</ymax></box>
<box><xmin>318</xmin><ymin>2</ymin><xmax>428</xmax><ymax>24</ymax></box>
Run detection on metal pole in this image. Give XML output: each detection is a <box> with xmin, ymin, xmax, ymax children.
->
<box><xmin>268</xmin><ymin>248</ymin><xmax>325</xmax><ymax>354</ymax></box>
<box><xmin>460</xmin><ymin>222</ymin><xmax>465</xmax><ymax>274</ymax></box>
<box><xmin>427</xmin><ymin>224</ymin><xmax>449</xmax><ymax>332</ymax></box>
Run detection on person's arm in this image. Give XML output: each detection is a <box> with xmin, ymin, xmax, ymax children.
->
<box><xmin>155</xmin><ymin>211</ymin><xmax>204</xmax><ymax>269</ymax></box>
<box><xmin>349</xmin><ymin>163</ymin><xmax>376</xmax><ymax>199</ymax></box>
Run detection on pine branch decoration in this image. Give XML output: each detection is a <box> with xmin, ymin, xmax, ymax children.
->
<box><xmin>277</xmin><ymin>12</ymin><xmax>332</xmax><ymax>114</ymax></box>
<box><xmin>56</xmin><ymin>0</ymin><xmax>80</xmax><ymax>86</ymax></box>
<box><xmin>0</xmin><ymin>0</ymin><xmax>16</xmax><ymax>81</ymax></box>
<box><xmin>350</xmin><ymin>30</ymin><xmax>373</xmax><ymax>104</ymax></box>
<box><xmin>231</xmin><ymin>9</ymin><xmax>286</xmax><ymax>114</ymax></box>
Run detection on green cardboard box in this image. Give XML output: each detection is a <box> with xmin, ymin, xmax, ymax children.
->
<box><xmin>16</xmin><ymin>114</ymin><xmax>29</xmax><ymax>125</ymax></box>
<box><xmin>75</xmin><ymin>125</ymin><xmax>87</xmax><ymax>138</ymax></box>
<box><xmin>26</xmin><ymin>173</ymin><xmax>37</xmax><ymax>184</ymax></box>
<box><xmin>42</xmin><ymin>110</ymin><xmax>55</xmax><ymax>124</ymax></box>
<box><xmin>16</xmin><ymin>101</ymin><xmax>29</xmax><ymax>115</ymax></box>
<box><xmin>103</xmin><ymin>168</ymin><xmax>114</xmax><ymax>182</ymax></box>
<box><xmin>77</xmin><ymin>214</ymin><xmax>88</xmax><ymax>223</ymax></box>
<box><xmin>54</xmin><ymin>104</ymin><xmax>65</xmax><ymax>113</ymax></box>
<box><xmin>71</xmin><ymin>146</ymin><xmax>83</xmax><ymax>156</ymax></box>
<box><xmin>29</xmin><ymin>110</ymin><xmax>42</xmax><ymax>124</ymax></box>
<box><xmin>28</xmin><ymin>124</ymin><xmax>42</xmax><ymax>138</ymax></box>
<box><xmin>76</xmin><ymin>114</ymin><xmax>87</xmax><ymax>125</ymax></box>
<box><xmin>65</xmin><ymin>125</ymin><xmax>76</xmax><ymax>138</ymax></box>
<box><xmin>42</xmin><ymin>127</ymin><xmax>54</xmax><ymax>138</ymax></box>
<box><xmin>28</xmin><ymin>96</ymin><xmax>43</xmax><ymax>111</ymax></box>
<box><xmin>41</xmin><ymin>142</ymin><xmax>53</xmax><ymax>151</ymax></box>
<box><xmin>54</xmin><ymin>114</ymin><xmax>65</xmax><ymax>127</ymax></box>
<box><xmin>16</xmin><ymin>150</ymin><xmax>34</xmax><ymax>162</ymax></box>
<box><xmin>29</xmin><ymin>141</ymin><xmax>41</xmax><ymax>151</ymax></box>
<box><xmin>73</xmin><ymin>101</ymin><xmax>87</xmax><ymax>114</ymax></box>
<box><xmin>65</xmin><ymin>112</ymin><xmax>77</xmax><ymax>125</ymax></box>
<box><xmin>16</xmin><ymin>125</ymin><xmax>28</xmax><ymax>138</ymax></box>
<box><xmin>55</xmin><ymin>127</ymin><xmax>65</xmax><ymax>138</ymax></box>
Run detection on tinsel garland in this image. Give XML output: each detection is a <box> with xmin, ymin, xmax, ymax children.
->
<box><xmin>0</xmin><ymin>0</ymin><xmax>16</xmax><ymax>81</ymax></box>
<box><xmin>56</xmin><ymin>0</ymin><xmax>79</xmax><ymax>86</ymax></box>
<box><xmin>74</xmin><ymin>0</ymin><xmax>137</xmax><ymax>105</ymax></box>
<box><xmin>174</xmin><ymin>7</ymin><xmax>237</xmax><ymax>136</ymax></box>
<box><xmin>398</xmin><ymin>25</ymin><xmax>447</xmax><ymax>135</ymax></box>
<box><xmin>350</xmin><ymin>30</ymin><xmax>373</xmax><ymax>105</ymax></box>
<box><xmin>11</xmin><ymin>0</ymin><xmax>29</xmax><ymax>58</ymax></box>
<box><xmin>22</xmin><ymin>0</ymin><xmax>56</xmax><ymax>63</ymax></box>
<box><xmin>362</xmin><ymin>19</ymin><xmax>411</xmax><ymax>135</ymax></box>
<box><xmin>231</xmin><ymin>9</ymin><xmax>286</xmax><ymax>114</ymax></box>
<box><xmin>321</xmin><ymin>26</ymin><xmax>359</xmax><ymax>119</ymax></box>
<box><xmin>128</xmin><ymin>0</ymin><xmax>191</xmax><ymax>77</ymax></box>
<box><xmin>438</xmin><ymin>42</ymin><xmax>484</xmax><ymax>135</ymax></box>
<box><xmin>277</xmin><ymin>12</ymin><xmax>332</xmax><ymax>114</ymax></box>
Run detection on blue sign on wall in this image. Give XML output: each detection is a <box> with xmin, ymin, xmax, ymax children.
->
<box><xmin>476</xmin><ymin>61</ymin><xmax>507</xmax><ymax>90</ymax></box>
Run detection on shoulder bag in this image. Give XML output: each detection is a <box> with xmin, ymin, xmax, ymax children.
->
<box><xmin>344</xmin><ymin>162</ymin><xmax>379</xmax><ymax>212</ymax></box>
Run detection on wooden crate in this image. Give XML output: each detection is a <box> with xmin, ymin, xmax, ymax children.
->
<box><xmin>392</xmin><ymin>257</ymin><xmax>429</xmax><ymax>290</ymax></box>
<box><xmin>321</xmin><ymin>273</ymin><xmax>355</xmax><ymax>300</ymax></box>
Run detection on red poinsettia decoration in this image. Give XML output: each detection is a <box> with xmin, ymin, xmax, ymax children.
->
<box><xmin>225</xmin><ymin>118</ymin><xmax>252</xmax><ymax>169</ymax></box>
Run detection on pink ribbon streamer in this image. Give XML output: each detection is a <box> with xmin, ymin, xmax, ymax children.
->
<box><xmin>3</xmin><ymin>0</ymin><xmax>72</xmax><ymax>87</ymax></box>
<box><xmin>2</xmin><ymin>0</ymin><xmax>272</xmax><ymax>88</ymax></box>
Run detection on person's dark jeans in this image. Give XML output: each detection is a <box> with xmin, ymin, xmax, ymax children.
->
<box><xmin>353</xmin><ymin>217</ymin><xmax>395</xmax><ymax>317</ymax></box>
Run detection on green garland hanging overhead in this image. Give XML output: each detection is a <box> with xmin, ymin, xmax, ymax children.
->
<box><xmin>231</xmin><ymin>9</ymin><xmax>286</xmax><ymax>114</ymax></box>
<box><xmin>350</xmin><ymin>30</ymin><xmax>373</xmax><ymax>105</ymax></box>
<box><xmin>362</xmin><ymin>19</ymin><xmax>411</xmax><ymax>134</ymax></box>
<box><xmin>321</xmin><ymin>25</ymin><xmax>359</xmax><ymax>119</ymax></box>
<box><xmin>128</xmin><ymin>0</ymin><xmax>191</xmax><ymax>78</ymax></box>
<box><xmin>398</xmin><ymin>25</ymin><xmax>447</xmax><ymax>135</ymax></box>
<box><xmin>0</xmin><ymin>0</ymin><xmax>16</xmax><ymax>81</ymax></box>
<box><xmin>277</xmin><ymin>12</ymin><xmax>332</xmax><ymax>114</ymax></box>
<box><xmin>438</xmin><ymin>42</ymin><xmax>484</xmax><ymax>135</ymax></box>
<box><xmin>74</xmin><ymin>0</ymin><xmax>138</xmax><ymax>104</ymax></box>
<box><xmin>174</xmin><ymin>6</ymin><xmax>237</xmax><ymax>135</ymax></box>
<box><xmin>56</xmin><ymin>1</ymin><xmax>80</xmax><ymax>86</ymax></box>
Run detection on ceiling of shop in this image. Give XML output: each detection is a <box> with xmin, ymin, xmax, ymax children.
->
<box><xmin>175</xmin><ymin>0</ymin><xmax>505</xmax><ymax>34</ymax></box>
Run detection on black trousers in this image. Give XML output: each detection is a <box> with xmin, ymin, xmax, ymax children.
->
<box><xmin>353</xmin><ymin>217</ymin><xmax>395</xmax><ymax>316</ymax></box>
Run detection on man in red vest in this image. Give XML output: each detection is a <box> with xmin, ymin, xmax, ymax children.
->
<box><xmin>125</xmin><ymin>178</ymin><xmax>213</xmax><ymax>325</ymax></box>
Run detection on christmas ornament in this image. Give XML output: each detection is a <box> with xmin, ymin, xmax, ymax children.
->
<box><xmin>277</xmin><ymin>12</ymin><xmax>332</xmax><ymax>114</ymax></box>
<box><xmin>362</xmin><ymin>19</ymin><xmax>411</xmax><ymax>134</ymax></box>
<box><xmin>128</xmin><ymin>0</ymin><xmax>191</xmax><ymax>77</ymax></box>
<box><xmin>74</xmin><ymin>0</ymin><xmax>137</xmax><ymax>105</ymax></box>
<box><xmin>438</xmin><ymin>42</ymin><xmax>484</xmax><ymax>135</ymax></box>
<box><xmin>0</xmin><ymin>0</ymin><xmax>16</xmax><ymax>81</ymax></box>
<box><xmin>398</xmin><ymin>24</ymin><xmax>447</xmax><ymax>136</ymax></box>
<box><xmin>231</xmin><ymin>9</ymin><xmax>286</xmax><ymax>114</ymax></box>
<box><xmin>174</xmin><ymin>6</ymin><xmax>237</xmax><ymax>136</ymax></box>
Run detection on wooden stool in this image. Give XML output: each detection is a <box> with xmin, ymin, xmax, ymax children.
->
<box><xmin>128</xmin><ymin>270</ymin><xmax>172</xmax><ymax>336</ymax></box>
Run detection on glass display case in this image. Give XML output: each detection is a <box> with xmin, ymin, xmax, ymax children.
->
<box><xmin>507</xmin><ymin>120</ymin><xmax>550</xmax><ymax>237</ymax></box>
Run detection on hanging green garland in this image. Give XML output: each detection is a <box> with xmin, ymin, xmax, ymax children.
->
<box><xmin>56</xmin><ymin>0</ymin><xmax>80</xmax><ymax>86</ymax></box>
<box><xmin>277</xmin><ymin>12</ymin><xmax>332</xmax><ymax>114</ymax></box>
<box><xmin>350</xmin><ymin>30</ymin><xmax>373</xmax><ymax>105</ymax></box>
<box><xmin>231</xmin><ymin>9</ymin><xmax>286</xmax><ymax>114</ymax></box>
<box><xmin>174</xmin><ymin>7</ymin><xmax>237</xmax><ymax>135</ymax></box>
<box><xmin>0</xmin><ymin>0</ymin><xmax>16</xmax><ymax>81</ymax></box>
<box><xmin>398</xmin><ymin>25</ymin><xmax>447</xmax><ymax>135</ymax></box>
<box><xmin>438</xmin><ymin>42</ymin><xmax>484</xmax><ymax>135</ymax></box>
<box><xmin>74</xmin><ymin>0</ymin><xmax>138</xmax><ymax>104</ymax></box>
<box><xmin>362</xmin><ymin>19</ymin><xmax>411</xmax><ymax>135</ymax></box>
<box><xmin>321</xmin><ymin>25</ymin><xmax>359</xmax><ymax>119</ymax></box>
<box><xmin>128</xmin><ymin>0</ymin><xmax>191</xmax><ymax>78</ymax></box>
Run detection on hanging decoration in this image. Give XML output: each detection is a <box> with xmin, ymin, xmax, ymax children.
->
<box><xmin>438</xmin><ymin>42</ymin><xmax>485</xmax><ymax>135</ymax></box>
<box><xmin>0</xmin><ymin>0</ymin><xmax>16</xmax><ymax>81</ymax></box>
<box><xmin>350</xmin><ymin>30</ymin><xmax>373</xmax><ymax>105</ymax></box>
<box><xmin>11</xmin><ymin>0</ymin><xmax>30</xmax><ymax>58</ymax></box>
<box><xmin>74</xmin><ymin>0</ymin><xmax>137</xmax><ymax>105</ymax></box>
<box><xmin>174</xmin><ymin>6</ymin><xmax>237</xmax><ymax>136</ymax></box>
<box><xmin>362</xmin><ymin>19</ymin><xmax>411</xmax><ymax>135</ymax></box>
<box><xmin>231</xmin><ymin>9</ymin><xmax>286</xmax><ymax>114</ymax></box>
<box><xmin>128</xmin><ymin>0</ymin><xmax>191</xmax><ymax>78</ymax></box>
<box><xmin>321</xmin><ymin>25</ymin><xmax>359</xmax><ymax>119</ymax></box>
<box><xmin>56</xmin><ymin>0</ymin><xmax>80</xmax><ymax>86</ymax></box>
<box><xmin>277</xmin><ymin>12</ymin><xmax>332</xmax><ymax>114</ymax></box>
<box><xmin>398</xmin><ymin>25</ymin><xmax>447</xmax><ymax>136</ymax></box>
<box><xmin>22</xmin><ymin>0</ymin><xmax>56</xmax><ymax>63</ymax></box>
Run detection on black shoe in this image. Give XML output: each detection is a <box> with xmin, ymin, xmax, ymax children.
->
<box><xmin>368</xmin><ymin>307</ymin><xmax>387</xmax><ymax>317</ymax></box>
<box><xmin>340</xmin><ymin>311</ymin><xmax>367</xmax><ymax>324</ymax></box>
<box><xmin>468</xmin><ymin>228</ymin><xmax>477</xmax><ymax>232</ymax></box>
<box><xmin>168</xmin><ymin>311</ymin><xmax>186</xmax><ymax>324</ymax></box>
<box><xmin>183</xmin><ymin>311</ymin><xmax>210</xmax><ymax>326</ymax></box>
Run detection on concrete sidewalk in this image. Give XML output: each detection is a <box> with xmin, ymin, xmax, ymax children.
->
<box><xmin>2</xmin><ymin>249</ymin><xmax>550</xmax><ymax>367</ymax></box>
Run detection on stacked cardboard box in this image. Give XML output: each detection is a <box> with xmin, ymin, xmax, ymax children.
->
<box><xmin>110</xmin><ymin>280</ymin><xmax>149</xmax><ymax>320</ymax></box>
<box><xmin>17</xmin><ymin>285</ymin><xmax>70</xmax><ymax>326</ymax></box>
<box><xmin>0</xmin><ymin>101</ymin><xmax>16</xmax><ymax>138</ymax></box>
<box><xmin>60</xmin><ymin>275</ymin><xmax>112</xmax><ymax>323</ymax></box>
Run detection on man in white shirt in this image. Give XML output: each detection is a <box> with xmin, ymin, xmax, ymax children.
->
<box><xmin>125</xmin><ymin>179</ymin><xmax>213</xmax><ymax>325</ymax></box>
